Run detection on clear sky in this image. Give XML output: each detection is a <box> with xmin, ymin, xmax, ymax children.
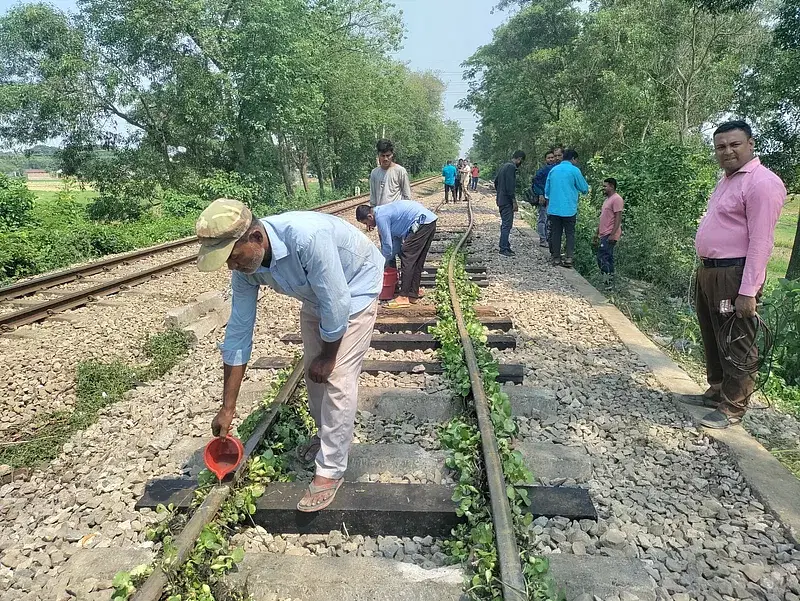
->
<box><xmin>0</xmin><ymin>0</ymin><xmax>513</xmax><ymax>155</ymax></box>
<box><xmin>391</xmin><ymin>0</ymin><xmax>511</xmax><ymax>156</ymax></box>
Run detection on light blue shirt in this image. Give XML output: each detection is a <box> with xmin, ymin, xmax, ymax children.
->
<box><xmin>374</xmin><ymin>200</ymin><xmax>438</xmax><ymax>262</ymax></box>
<box><xmin>220</xmin><ymin>212</ymin><xmax>384</xmax><ymax>365</ymax></box>
<box><xmin>545</xmin><ymin>161</ymin><xmax>589</xmax><ymax>217</ymax></box>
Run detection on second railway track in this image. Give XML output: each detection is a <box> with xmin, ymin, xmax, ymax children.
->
<box><xmin>0</xmin><ymin>177</ymin><xmax>439</xmax><ymax>331</ymax></box>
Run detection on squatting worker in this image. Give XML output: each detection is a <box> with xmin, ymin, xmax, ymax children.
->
<box><xmin>690</xmin><ymin>120</ymin><xmax>786</xmax><ymax>429</ymax></box>
<box><xmin>356</xmin><ymin>200</ymin><xmax>437</xmax><ymax>309</ymax></box>
<box><xmin>495</xmin><ymin>150</ymin><xmax>526</xmax><ymax>256</ymax></box>
<box><xmin>369</xmin><ymin>138</ymin><xmax>412</xmax><ymax>207</ymax></box>
<box><xmin>196</xmin><ymin>198</ymin><xmax>383</xmax><ymax>511</ymax></box>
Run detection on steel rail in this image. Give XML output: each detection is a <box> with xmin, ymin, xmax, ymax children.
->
<box><xmin>132</xmin><ymin>360</ymin><xmax>305</xmax><ymax>601</ymax></box>
<box><xmin>0</xmin><ymin>237</ymin><xmax>199</xmax><ymax>301</ymax></box>
<box><xmin>448</xmin><ymin>199</ymin><xmax>527</xmax><ymax>600</ymax></box>
<box><xmin>0</xmin><ymin>176</ymin><xmax>440</xmax><ymax>330</ymax></box>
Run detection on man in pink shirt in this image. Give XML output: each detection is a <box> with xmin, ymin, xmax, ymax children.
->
<box><xmin>690</xmin><ymin>120</ymin><xmax>787</xmax><ymax>429</ymax></box>
<box><xmin>594</xmin><ymin>177</ymin><xmax>624</xmax><ymax>289</ymax></box>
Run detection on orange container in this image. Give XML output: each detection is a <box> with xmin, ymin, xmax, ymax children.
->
<box><xmin>379</xmin><ymin>267</ymin><xmax>398</xmax><ymax>300</ymax></box>
<box><xmin>203</xmin><ymin>435</ymin><xmax>244</xmax><ymax>481</ymax></box>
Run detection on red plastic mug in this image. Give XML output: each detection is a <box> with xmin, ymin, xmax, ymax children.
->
<box><xmin>203</xmin><ymin>435</ymin><xmax>244</xmax><ymax>480</ymax></box>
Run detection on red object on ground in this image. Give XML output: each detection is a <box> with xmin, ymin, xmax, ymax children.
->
<box><xmin>379</xmin><ymin>267</ymin><xmax>398</xmax><ymax>300</ymax></box>
<box><xmin>203</xmin><ymin>435</ymin><xmax>244</xmax><ymax>480</ymax></box>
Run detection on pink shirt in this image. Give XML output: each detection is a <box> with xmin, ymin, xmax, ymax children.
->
<box><xmin>598</xmin><ymin>193</ymin><xmax>624</xmax><ymax>241</ymax></box>
<box><xmin>695</xmin><ymin>158</ymin><xmax>787</xmax><ymax>297</ymax></box>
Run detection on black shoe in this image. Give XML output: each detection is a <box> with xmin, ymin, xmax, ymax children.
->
<box><xmin>539</xmin><ymin>240</ymin><xmax>548</xmax><ymax>248</ymax></box>
<box><xmin>551</xmin><ymin>257</ymin><xmax>562</xmax><ymax>266</ymax></box>
<box><xmin>499</xmin><ymin>249</ymin><xmax>515</xmax><ymax>257</ymax></box>
<box><xmin>562</xmin><ymin>258</ymin><xmax>573</xmax><ymax>268</ymax></box>
<box><xmin>700</xmin><ymin>409</ymin><xmax>742</xmax><ymax>429</ymax></box>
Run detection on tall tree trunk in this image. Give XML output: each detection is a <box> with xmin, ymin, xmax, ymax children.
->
<box><xmin>787</xmin><ymin>204</ymin><xmax>800</xmax><ymax>280</ymax></box>
<box><xmin>312</xmin><ymin>145</ymin><xmax>326</xmax><ymax>200</ymax></box>
<box><xmin>297</xmin><ymin>147</ymin><xmax>310</xmax><ymax>194</ymax></box>
<box><xmin>276</xmin><ymin>133</ymin><xmax>295</xmax><ymax>198</ymax></box>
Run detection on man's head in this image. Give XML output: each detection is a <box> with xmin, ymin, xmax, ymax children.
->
<box><xmin>553</xmin><ymin>146</ymin><xmax>564</xmax><ymax>162</ymax></box>
<box><xmin>602</xmin><ymin>178</ymin><xmax>617</xmax><ymax>196</ymax></box>
<box><xmin>511</xmin><ymin>150</ymin><xmax>526</xmax><ymax>167</ymax></box>
<box><xmin>545</xmin><ymin>150</ymin><xmax>555</xmax><ymax>165</ymax></box>
<box><xmin>196</xmin><ymin>198</ymin><xmax>267</xmax><ymax>274</ymax></box>
<box><xmin>458</xmin><ymin>158</ymin><xmax>464</xmax><ymax>167</ymax></box>
<box><xmin>376</xmin><ymin>139</ymin><xmax>395</xmax><ymax>170</ymax></box>
<box><xmin>713</xmin><ymin>120</ymin><xmax>755</xmax><ymax>176</ymax></box>
<box><xmin>563</xmin><ymin>149</ymin><xmax>579</xmax><ymax>165</ymax></box>
<box><xmin>356</xmin><ymin>204</ymin><xmax>375</xmax><ymax>229</ymax></box>
<box><xmin>447</xmin><ymin>159</ymin><xmax>452</xmax><ymax>165</ymax></box>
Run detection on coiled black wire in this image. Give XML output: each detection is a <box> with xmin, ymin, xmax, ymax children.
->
<box><xmin>717</xmin><ymin>310</ymin><xmax>775</xmax><ymax>405</ymax></box>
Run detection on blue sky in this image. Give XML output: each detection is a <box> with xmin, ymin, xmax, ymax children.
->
<box><xmin>0</xmin><ymin>0</ymin><xmax>512</xmax><ymax>155</ymax></box>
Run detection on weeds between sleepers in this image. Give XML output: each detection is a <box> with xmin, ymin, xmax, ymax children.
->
<box><xmin>431</xmin><ymin>245</ymin><xmax>564</xmax><ymax>600</ymax></box>
<box><xmin>112</xmin><ymin>364</ymin><xmax>314</xmax><ymax>601</ymax></box>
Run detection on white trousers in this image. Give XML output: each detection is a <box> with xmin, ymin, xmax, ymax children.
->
<box><xmin>300</xmin><ymin>300</ymin><xmax>377</xmax><ymax>479</ymax></box>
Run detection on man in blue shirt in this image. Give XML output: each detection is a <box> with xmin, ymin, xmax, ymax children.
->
<box><xmin>532</xmin><ymin>149</ymin><xmax>557</xmax><ymax>248</ymax></box>
<box><xmin>545</xmin><ymin>148</ymin><xmax>589</xmax><ymax>268</ymax></box>
<box><xmin>442</xmin><ymin>160</ymin><xmax>457</xmax><ymax>203</ymax></box>
<box><xmin>195</xmin><ymin>198</ymin><xmax>383</xmax><ymax>513</ymax></box>
<box><xmin>356</xmin><ymin>200</ymin><xmax>438</xmax><ymax>308</ymax></box>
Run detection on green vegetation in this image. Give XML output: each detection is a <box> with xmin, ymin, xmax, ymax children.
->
<box><xmin>431</xmin><ymin>246</ymin><xmax>563</xmax><ymax>600</ymax></box>
<box><xmin>113</xmin><ymin>363</ymin><xmax>314</xmax><ymax>601</ymax></box>
<box><xmin>0</xmin><ymin>329</ymin><xmax>192</xmax><ymax>469</ymax></box>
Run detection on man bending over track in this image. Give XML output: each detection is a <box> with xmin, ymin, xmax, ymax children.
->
<box><xmin>355</xmin><ymin>200</ymin><xmax>438</xmax><ymax>309</ymax></box>
<box><xmin>196</xmin><ymin>198</ymin><xmax>383</xmax><ymax>512</ymax></box>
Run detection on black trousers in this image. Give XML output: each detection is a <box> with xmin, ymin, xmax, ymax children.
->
<box><xmin>400</xmin><ymin>221</ymin><xmax>437</xmax><ymax>297</ymax></box>
<box><xmin>444</xmin><ymin>184</ymin><xmax>455</xmax><ymax>201</ymax></box>
<box><xmin>549</xmin><ymin>214</ymin><xmax>576</xmax><ymax>259</ymax></box>
<box><xmin>454</xmin><ymin>180</ymin><xmax>463</xmax><ymax>201</ymax></box>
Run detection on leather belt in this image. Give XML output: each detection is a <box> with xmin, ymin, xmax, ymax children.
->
<box><xmin>701</xmin><ymin>257</ymin><xmax>745</xmax><ymax>268</ymax></box>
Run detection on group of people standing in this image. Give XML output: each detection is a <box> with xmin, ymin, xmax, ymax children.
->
<box><xmin>442</xmin><ymin>158</ymin><xmax>480</xmax><ymax>202</ymax></box>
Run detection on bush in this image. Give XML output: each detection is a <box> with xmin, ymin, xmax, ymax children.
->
<box><xmin>763</xmin><ymin>278</ymin><xmax>800</xmax><ymax>387</ymax></box>
<box><xmin>160</xmin><ymin>190</ymin><xmax>207</xmax><ymax>218</ymax></box>
<box><xmin>86</xmin><ymin>193</ymin><xmax>146</xmax><ymax>222</ymax></box>
<box><xmin>0</xmin><ymin>174</ymin><xmax>35</xmax><ymax>229</ymax></box>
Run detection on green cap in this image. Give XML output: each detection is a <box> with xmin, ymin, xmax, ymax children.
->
<box><xmin>195</xmin><ymin>198</ymin><xmax>253</xmax><ymax>272</ymax></box>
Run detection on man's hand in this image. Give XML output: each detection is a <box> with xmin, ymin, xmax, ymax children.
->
<box><xmin>212</xmin><ymin>407</ymin><xmax>234</xmax><ymax>438</ymax></box>
<box><xmin>513</xmin><ymin>200</ymin><xmax>519</xmax><ymax>213</ymax></box>
<box><xmin>735</xmin><ymin>295</ymin><xmax>757</xmax><ymax>319</ymax></box>
<box><xmin>592</xmin><ymin>232</ymin><xmax>599</xmax><ymax>247</ymax></box>
<box><xmin>308</xmin><ymin>354</ymin><xmax>337</xmax><ymax>383</ymax></box>
<box><xmin>538</xmin><ymin>195</ymin><xmax>546</xmax><ymax>206</ymax></box>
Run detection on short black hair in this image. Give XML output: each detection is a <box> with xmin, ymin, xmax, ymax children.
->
<box><xmin>355</xmin><ymin>205</ymin><xmax>372</xmax><ymax>222</ymax></box>
<box><xmin>512</xmin><ymin>150</ymin><xmax>526</xmax><ymax>160</ymax></box>
<box><xmin>603</xmin><ymin>177</ymin><xmax>617</xmax><ymax>189</ymax></box>
<box><xmin>446</xmin><ymin>159</ymin><xmax>452</xmax><ymax>165</ymax></box>
<box><xmin>545</xmin><ymin>150</ymin><xmax>554</xmax><ymax>158</ymax></box>
<box><xmin>714</xmin><ymin>120</ymin><xmax>752</xmax><ymax>139</ymax></box>
<box><xmin>563</xmin><ymin>148</ymin><xmax>578</xmax><ymax>161</ymax></box>
<box><xmin>376</xmin><ymin>139</ymin><xmax>394</xmax><ymax>154</ymax></box>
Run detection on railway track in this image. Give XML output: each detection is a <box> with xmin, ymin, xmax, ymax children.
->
<box><xmin>0</xmin><ymin>177</ymin><xmax>438</xmax><ymax>331</ymax></box>
<box><xmin>126</xmin><ymin>197</ymin><xmax>593</xmax><ymax>601</ymax></box>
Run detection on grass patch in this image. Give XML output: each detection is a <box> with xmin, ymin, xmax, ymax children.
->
<box><xmin>0</xmin><ymin>329</ymin><xmax>192</xmax><ymax>469</ymax></box>
<box><xmin>767</xmin><ymin>193</ymin><xmax>798</xmax><ymax>282</ymax></box>
<box><xmin>32</xmin><ymin>189</ymin><xmax>97</xmax><ymax>204</ymax></box>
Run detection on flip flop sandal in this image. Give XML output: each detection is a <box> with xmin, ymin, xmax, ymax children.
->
<box><xmin>295</xmin><ymin>435</ymin><xmax>321</xmax><ymax>464</ymax></box>
<box><xmin>297</xmin><ymin>478</ymin><xmax>344</xmax><ymax>513</ymax></box>
<box><xmin>680</xmin><ymin>393</ymin><xmax>720</xmax><ymax>408</ymax></box>
<box><xmin>385</xmin><ymin>300</ymin><xmax>411</xmax><ymax>310</ymax></box>
<box><xmin>700</xmin><ymin>409</ymin><xmax>742</xmax><ymax>429</ymax></box>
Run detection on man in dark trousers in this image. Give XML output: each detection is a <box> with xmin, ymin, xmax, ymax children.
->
<box><xmin>532</xmin><ymin>149</ymin><xmax>557</xmax><ymax>248</ymax></box>
<box><xmin>356</xmin><ymin>200</ymin><xmax>438</xmax><ymax>309</ymax></box>
<box><xmin>495</xmin><ymin>150</ymin><xmax>525</xmax><ymax>256</ymax></box>
<box><xmin>689</xmin><ymin>120</ymin><xmax>786</xmax><ymax>429</ymax></box>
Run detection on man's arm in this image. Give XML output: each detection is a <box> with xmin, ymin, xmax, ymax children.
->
<box><xmin>739</xmin><ymin>176</ymin><xmax>787</xmax><ymax>299</ymax></box>
<box><xmin>575</xmin><ymin>169</ymin><xmax>589</xmax><ymax>194</ymax></box>
<box><xmin>610</xmin><ymin>211</ymin><xmax>622</xmax><ymax>238</ymax></box>
<box><xmin>213</xmin><ymin>271</ymin><xmax>259</xmax><ymax>437</ymax></box>
<box><xmin>299</xmin><ymin>230</ymin><xmax>352</xmax><ymax>382</ymax></box>
<box><xmin>544</xmin><ymin>169</ymin><xmax>552</xmax><ymax>200</ymax></box>
<box><xmin>376</xmin><ymin>211</ymin><xmax>395</xmax><ymax>262</ymax></box>
<box><xmin>401</xmin><ymin>168</ymin><xmax>413</xmax><ymax>200</ymax></box>
<box><xmin>369</xmin><ymin>171</ymin><xmax>378</xmax><ymax>207</ymax></box>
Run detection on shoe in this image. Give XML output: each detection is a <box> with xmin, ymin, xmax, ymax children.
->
<box><xmin>499</xmin><ymin>249</ymin><xmax>515</xmax><ymax>257</ymax></box>
<box><xmin>680</xmin><ymin>391</ymin><xmax>720</xmax><ymax>408</ymax></box>
<box><xmin>700</xmin><ymin>409</ymin><xmax>742</xmax><ymax>429</ymax></box>
<box><xmin>551</xmin><ymin>257</ymin><xmax>562</xmax><ymax>266</ymax></box>
<box><xmin>562</xmin><ymin>258</ymin><xmax>573</xmax><ymax>268</ymax></box>
<box><xmin>539</xmin><ymin>241</ymin><xmax>548</xmax><ymax>248</ymax></box>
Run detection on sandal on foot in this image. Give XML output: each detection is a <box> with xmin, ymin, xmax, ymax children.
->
<box><xmin>700</xmin><ymin>409</ymin><xmax>742</xmax><ymax>429</ymax></box>
<box><xmin>295</xmin><ymin>435</ymin><xmax>321</xmax><ymax>463</ymax></box>
<box><xmin>680</xmin><ymin>393</ymin><xmax>720</xmax><ymax>408</ymax></box>
<box><xmin>385</xmin><ymin>299</ymin><xmax>411</xmax><ymax>310</ymax></box>
<box><xmin>297</xmin><ymin>478</ymin><xmax>344</xmax><ymax>513</ymax></box>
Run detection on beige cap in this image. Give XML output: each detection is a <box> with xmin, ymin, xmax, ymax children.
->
<box><xmin>195</xmin><ymin>198</ymin><xmax>253</xmax><ymax>272</ymax></box>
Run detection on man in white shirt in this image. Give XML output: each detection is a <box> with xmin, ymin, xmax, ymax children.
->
<box><xmin>369</xmin><ymin>139</ymin><xmax>412</xmax><ymax>207</ymax></box>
